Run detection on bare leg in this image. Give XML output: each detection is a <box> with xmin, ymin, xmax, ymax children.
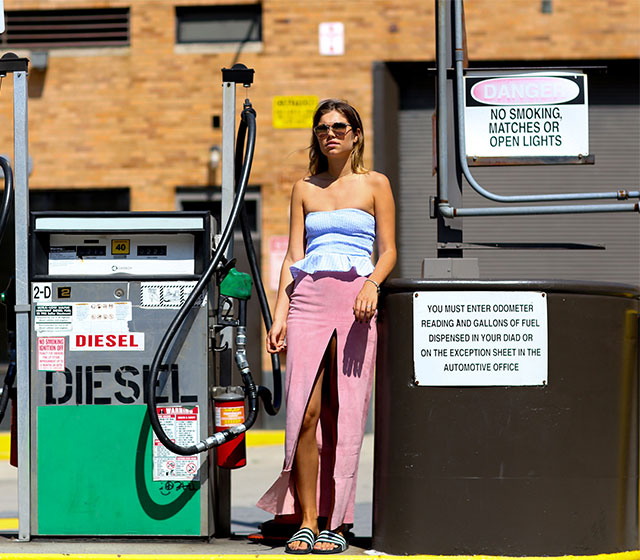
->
<box><xmin>287</xmin><ymin>338</ymin><xmax>335</xmax><ymax>551</ymax></box>
<box><xmin>313</xmin><ymin>337</ymin><xmax>346</xmax><ymax>552</ymax></box>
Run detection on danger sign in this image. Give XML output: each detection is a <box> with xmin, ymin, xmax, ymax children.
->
<box><xmin>464</xmin><ymin>71</ymin><xmax>589</xmax><ymax>159</ymax></box>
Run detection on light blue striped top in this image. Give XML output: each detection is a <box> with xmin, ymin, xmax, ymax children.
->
<box><xmin>290</xmin><ymin>208</ymin><xmax>375</xmax><ymax>279</ymax></box>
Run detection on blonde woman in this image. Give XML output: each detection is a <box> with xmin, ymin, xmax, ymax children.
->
<box><xmin>257</xmin><ymin>99</ymin><xmax>396</xmax><ymax>554</ymax></box>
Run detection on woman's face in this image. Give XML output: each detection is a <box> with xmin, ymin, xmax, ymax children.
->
<box><xmin>315</xmin><ymin>110</ymin><xmax>358</xmax><ymax>159</ymax></box>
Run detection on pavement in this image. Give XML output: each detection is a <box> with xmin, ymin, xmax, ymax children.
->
<box><xmin>1</xmin><ymin>432</ymin><xmax>639</xmax><ymax>560</ymax></box>
<box><xmin>0</xmin><ymin>430</ymin><xmax>377</xmax><ymax>557</ymax></box>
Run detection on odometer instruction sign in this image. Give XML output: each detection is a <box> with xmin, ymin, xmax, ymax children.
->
<box><xmin>413</xmin><ymin>291</ymin><xmax>548</xmax><ymax>386</ymax></box>
<box><xmin>464</xmin><ymin>71</ymin><xmax>588</xmax><ymax>158</ymax></box>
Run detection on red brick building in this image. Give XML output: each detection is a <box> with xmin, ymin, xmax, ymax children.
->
<box><xmin>0</xmin><ymin>1</ymin><xmax>637</xmax><ymax>385</ymax></box>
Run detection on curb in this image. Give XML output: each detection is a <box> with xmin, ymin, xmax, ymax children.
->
<box><xmin>0</xmin><ymin>552</ymin><xmax>639</xmax><ymax>560</ymax></box>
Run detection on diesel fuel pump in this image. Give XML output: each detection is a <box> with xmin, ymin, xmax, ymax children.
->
<box><xmin>15</xmin><ymin>64</ymin><xmax>281</xmax><ymax>540</ymax></box>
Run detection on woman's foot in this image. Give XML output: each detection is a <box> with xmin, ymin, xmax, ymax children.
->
<box><xmin>285</xmin><ymin>525</ymin><xmax>318</xmax><ymax>554</ymax></box>
<box><xmin>312</xmin><ymin>525</ymin><xmax>349</xmax><ymax>554</ymax></box>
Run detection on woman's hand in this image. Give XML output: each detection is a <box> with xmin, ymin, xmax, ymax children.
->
<box><xmin>267</xmin><ymin>319</ymin><xmax>287</xmax><ymax>353</ymax></box>
<box><xmin>353</xmin><ymin>281</ymin><xmax>378</xmax><ymax>323</ymax></box>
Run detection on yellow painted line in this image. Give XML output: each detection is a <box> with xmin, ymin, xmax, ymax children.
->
<box><xmin>0</xmin><ymin>432</ymin><xmax>9</xmax><ymax>462</ymax></box>
<box><xmin>0</xmin><ymin>430</ymin><xmax>282</xmax><ymax>460</ymax></box>
<box><xmin>0</xmin><ymin>552</ymin><xmax>638</xmax><ymax>560</ymax></box>
<box><xmin>0</xmin><ymin>518</ymin><xmax>17</xmax><ymax>531</ymax></box>
<box><xmin>246</xmin><ymin>429</ymin><xmax>285</xmax><ymax>447</ymax></box>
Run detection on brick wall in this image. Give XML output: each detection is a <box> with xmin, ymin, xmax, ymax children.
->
<box><xmin>0</xmin><ymin>0</ymin><xmax>638</xmax><ymax>328</ymax></box>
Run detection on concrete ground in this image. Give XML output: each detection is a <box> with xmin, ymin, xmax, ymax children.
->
<box><xmin>0</xmin><ymin>432</ymin><xmax>375</xmax><ymax>556</ymax></box>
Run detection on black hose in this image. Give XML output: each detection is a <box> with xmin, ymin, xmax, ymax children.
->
<box><xmin>0</xmin><ymin>156</ymin><xmax>14</xmax><ymax>247</ymax></box>
<box><xmin>0</xmin><ymin>361</ymin><xmax>15</xmax><ymax>424</ymax></box>
<box><xmin>233</xmin><ymin>109</ymin><xmax>282</xmax><ymax>416</ymax></box>
<box><xmin>146</xmin><ymin>106</ymin><xmax>257</xmax><ymax>456</ymax></box>
<box><xmin>0</xmin><ymin>158</ymin><xmax>14</xmax><ymax>425</ymax></box>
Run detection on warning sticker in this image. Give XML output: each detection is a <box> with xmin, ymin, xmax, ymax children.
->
<box><xmin>141</xmin><ymin>282</ymin><xmax>206</xmax><ymax>309</ymax></box>
<box><xmin>153</xmin><ymin>406</ymin><xmax>201</xmax><ymax>481</ymax></box>
<box><xmin>73</xmin><ymin>301</ymin><xmax>132</xmax><ymax>332</ymax></box>
<box><xmin>34</xmin><ymin>304</ymin><xmax>73</xmax><ymax>333</ymax></box>
<box><xmin>37</xmin><ymin>337</ymin><xmax>66</xmax><ymax>371</ymax></box>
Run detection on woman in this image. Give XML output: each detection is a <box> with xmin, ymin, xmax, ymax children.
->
<box><xmin>257</xmin><ymin>99</ymin><xmax>396</xmax><ymax>554</ymax></box>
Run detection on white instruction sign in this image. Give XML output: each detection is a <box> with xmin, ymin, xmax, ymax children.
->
<box><xmin>34</xmin><ymin>304</ymin><xmax>73</xmax><ymax>333</ymax></box>
<box><xmin>413</xmin><ymin>291</ymin><xmax>548</xmax><ymax>386</ymax></box>
<box><xmin>153</xmin><ymin>406</ymin><xmax>200</xmax><ymax>481</ymax></box>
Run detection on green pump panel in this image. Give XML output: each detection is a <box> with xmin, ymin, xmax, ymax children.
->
<box><xmin>28</xmin><ymin>212</ymin><xmax>216</xmax><ymax>537</ymax></box>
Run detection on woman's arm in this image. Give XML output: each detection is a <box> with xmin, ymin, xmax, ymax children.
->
<box><xmin>353</xmin><ymin>172</ymin><xmax>397</xmax><ymax>323</ymax></box>
<box><xmin>266</xmin><ymin>179</ymin><xmax>307</xmax><ymax>353</ymax></box>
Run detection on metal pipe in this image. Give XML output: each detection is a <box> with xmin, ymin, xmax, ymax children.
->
<box><xmin>452</xmin><ymin>0</ymin><xmax>639</xmax><ymax>205</ymax></box>
<box><xmin>433</xmin><ymin>0</ymin><xmax>639</xmax><ymax>217</ymax></box>
<box><xmin>13</xmin><ymin>68</ymin><xmax>31</xmax><ymax>542</ymax></box>
<box><xmin>439</xmin><ymin>201</ymin><xmax>639</xmax><ymax>217</ymax></box>
<box><xmin>436</xmin><ymin>0</ymin><xmax>449</xmax><ymax>204</ymax></box>
<box><xmin>221</xmin><ymin>81</ymin><xmax>236</xmax><ymax>260</ymax></box>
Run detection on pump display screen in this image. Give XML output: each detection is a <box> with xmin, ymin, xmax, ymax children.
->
<box><xmin>46</xmin><ymin>233</ymin><xmax>195</xmax><ymax>276</ymax></box>
<box><xmin>137</xmin><ymin>245</ymin><xmax>168</xmax><ymax>256</ymax></box>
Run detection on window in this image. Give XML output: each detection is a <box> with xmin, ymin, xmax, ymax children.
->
<box><xmin>176</xmin><ymin>5</ymin><xmax>261</xmax><ymax>44</ymax></box>
<box><xmin>1</xmin><ymin>8</ymin><xmax>130</xmax><ymax>49</ymax></box>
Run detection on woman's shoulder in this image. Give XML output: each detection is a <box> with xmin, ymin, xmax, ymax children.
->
<box><xmin>293</xmin><ymin>174</ymin><xmax>327</xmax><ymax>189</ymax></box>
<box><xmin>361</xmin><ymin>170</ymin><xmax>391</xmax><ymax>190</ymax></box>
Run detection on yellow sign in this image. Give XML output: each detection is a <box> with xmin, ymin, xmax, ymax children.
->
<box><xmin>273</xmin><ymin>95</ymin><xmax>318</xmax><ymax>129</ymax></box>
<box><xmin>111</xmin><ymin>239</ymin><xmax>130</xmax><ymax>255</ymax></box>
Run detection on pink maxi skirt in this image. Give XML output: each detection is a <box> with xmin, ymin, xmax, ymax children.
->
<box><xmin>256</xmin><ymin>269</ymin><xmax>377</xmax><ymax>530</ymax></box>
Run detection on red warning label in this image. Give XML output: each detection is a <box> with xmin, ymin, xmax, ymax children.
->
<box><xmin>37</xmin><ymin>337</ymin><xmax>66</xmax><ymax>371</ymax></box>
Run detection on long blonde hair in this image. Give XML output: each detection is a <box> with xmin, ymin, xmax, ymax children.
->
<box><xmin>308</xmin><ymin>99</ymin><xmax>367</xmax><ymax>176</ymax></box>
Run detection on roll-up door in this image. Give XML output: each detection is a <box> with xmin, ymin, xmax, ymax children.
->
<box><xmin>392</xmin><ymin>61</ymin><xmax>639</xmax><ymax>285</ymax></box>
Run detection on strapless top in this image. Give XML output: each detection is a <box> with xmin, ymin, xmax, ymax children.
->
<box><xmin>290</xmin><ymin>208</ymin><xmax>375</xmax><ymax>279</ymax></box>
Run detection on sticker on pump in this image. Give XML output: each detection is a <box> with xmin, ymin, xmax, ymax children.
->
<box><xmin>37</xmin><ymin>337</ymin><xmax>66</xmax><ymax>371</ymax></box>
<box><xmin>69</xmin><ymin>332</ymin><xmax>145</xmax><ymax>351</ymax></box>
<box><xmin>153</xmin><ymin>406</ymin><xmax>200</xmax><ymax>481</ymax></box>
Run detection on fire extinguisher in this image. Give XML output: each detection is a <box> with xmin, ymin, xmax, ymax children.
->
<box><xmin>214</xmin><ymin>389</ymin><xmax>247</xmax><ymax>469</ymax></box>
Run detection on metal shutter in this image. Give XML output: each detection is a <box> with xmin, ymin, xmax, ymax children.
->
<box><xmin>396</xmin><ymin>65</ymin><xmax>639</xmax><ymax>286</ymax></box>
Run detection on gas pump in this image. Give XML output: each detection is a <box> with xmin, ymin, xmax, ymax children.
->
<box><xmin>5</xmin><ymin>60</ymin><xmax>281</xmax><ymax>540</ymax></box>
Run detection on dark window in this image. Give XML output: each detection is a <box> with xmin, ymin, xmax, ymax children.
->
<box><xmin>177</xmin><ymin>186</ymin><xmax>260</xmax><ymax>234</ymax></box>
<box><xmin>176</xmin><ymin>5</ymin><xmax>261</xmax><ymax>44</ymax></box>
<box><xmin>29</xmin><ymin>188</ymin><xmax>130</xmax><ymax>212</ymax></box>
<box><xmin>1</xmin><ymin>8</ymin><xmax>130</xmax><ymax>49</ymax></box>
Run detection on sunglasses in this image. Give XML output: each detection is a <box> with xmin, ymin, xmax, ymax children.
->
<box><xmin>313</xmin><ymin>122</ymin><xmax>352</xmax><ymax>137</ymax></box>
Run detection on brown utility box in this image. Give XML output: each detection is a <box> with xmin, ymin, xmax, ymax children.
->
<box><xmin>373</xmin><ymin>280</ymin><xmax>639</xmax><ymax>555</ymax></box>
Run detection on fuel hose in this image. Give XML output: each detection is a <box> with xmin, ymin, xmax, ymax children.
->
<box><xmin>147</xmin><ymin>102</ymin><xmax>259</xmax><ymax>455</ymax></box>
<box><xmin>0</xmin><ymin>157</ymin><xmax>14</xmax><ymax>424</ymax></box>
<box><xmin>0</xmin><ymin>156</ymin><xmax>14</xmax><ymax>246</ymax></box>
<box><xmin>234</xmin><ymin>115</ymin><xmax>282</xmax><ymax>416</ymax></box>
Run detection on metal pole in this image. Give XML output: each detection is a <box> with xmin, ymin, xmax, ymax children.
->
<box><xmin>215</xmin><ymin>78</ymin><xmax>237</xmax><ymax>539</ymax></box>
<box><xmin>13</xmin><ymin>68</ymin><xmax>30</xmax><ymax>541</ymax></box>
<box><xmin>435</xmin><ymin>0</ymin><xmax>463</xmax><ymax>258</ymax></box>
<box><xmin>221</xmin><ymin>81</ymin><xmax>236</xmax><ymax>261</ymax></box>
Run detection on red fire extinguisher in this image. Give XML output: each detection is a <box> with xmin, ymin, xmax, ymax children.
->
<box><xmin>214</xmin><ymin>389</ymin><xmax>247</xmax><ymax>469</ymax></box>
